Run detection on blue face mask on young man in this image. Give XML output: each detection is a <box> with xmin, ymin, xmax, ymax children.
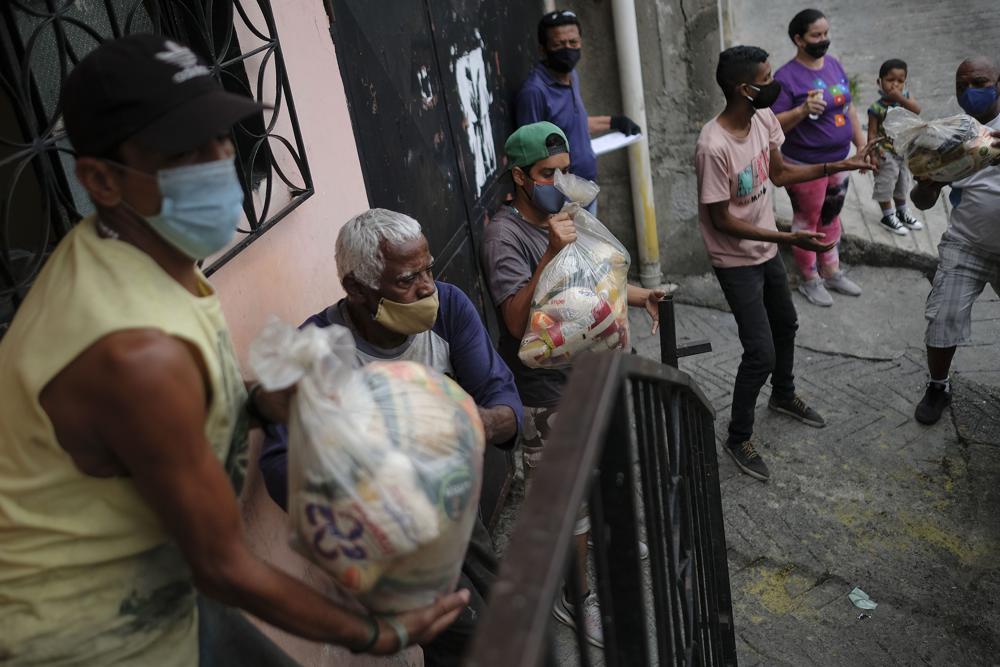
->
<box><xmin>119</xmin><ymin>157</ymin><xmax>245</xmax><ymax>259</ymax></box>
<box><xmin>959</xmin><ymin>84</ymin><xmax>999</xmax><ymax>117</ymax></box>
<box><xmin>520</xmin><ymin>169</ymin><xmax>568</xmax><ymax>214</ymax></box>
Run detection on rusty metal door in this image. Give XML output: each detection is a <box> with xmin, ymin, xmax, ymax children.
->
<box><xmin>326</xmin><ymin>0</ymin><xmax>538</xmax><ymax>527</ymax></box>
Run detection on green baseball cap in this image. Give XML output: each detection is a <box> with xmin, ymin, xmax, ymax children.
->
<box><xmin>505</xmin><ymin>121</ymin><xmax>570</xmax><ymax>169</ymax></box>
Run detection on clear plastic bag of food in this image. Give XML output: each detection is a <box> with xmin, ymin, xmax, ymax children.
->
<box><xmin>249</xmin><ymin>319</ymin><xmax>484</xmax><ymax>613</ymax></box>
<box><xmin>883</xmin><ymin>108</ymin><xmax>1000</xmax><ymax>181</ymax></box>
<box><xmin>517</xmin><ymin>171</ymin><xmax>631</xmax><ymax>369</ymax></box>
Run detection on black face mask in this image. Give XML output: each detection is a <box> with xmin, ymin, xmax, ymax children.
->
<box><xmin>546</xmin><ymin>47</ymin><xmax>581</xmax><ymax>73</ymax></box>
<box><xmin>803</xmin><ymin>39</ymin><xmax>830</xmax><ymax>59</ymax></box>
<box><xmin>746</xmin><ymin>81</ymin><xmax>782</xmax><ymax>109</ymax></box>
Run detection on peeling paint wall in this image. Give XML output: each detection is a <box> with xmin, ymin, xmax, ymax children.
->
<box><xmin>560</xmin><ymin>0</ymin><xmax>724</xmax><ymax>276</ymax></box>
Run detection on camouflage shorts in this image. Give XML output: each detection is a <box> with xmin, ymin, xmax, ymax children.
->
<box><xmin>520</xmin><ymin>405</ymin><xmax>590</xmax><ymax>535</ymax></box>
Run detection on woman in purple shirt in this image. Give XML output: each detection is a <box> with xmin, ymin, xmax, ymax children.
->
<box><xmin>772</xmin><ymin>8</ymin><xmax>870</xmax><ymax>307</ymax></box>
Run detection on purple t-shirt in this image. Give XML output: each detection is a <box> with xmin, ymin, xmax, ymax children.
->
<box><xmin>772</xmin><ymin>56</ymin><xmax>854</xmax><ymax>164</ymax></box>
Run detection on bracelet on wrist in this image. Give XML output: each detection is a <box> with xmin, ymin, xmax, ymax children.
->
<box><xmin>381</xmin><ymin>615</ymin><xmax>409</xmax><ymax>652</ymax></box>
<box><xmin>822</xmin><ymin>163</ymin><xmax>829</xmax><ymax>176</ymax></box>
<box><xmin>350</xmin><ymin>615</ymin><xmax>380</xmax><ymax>654</ymax></box>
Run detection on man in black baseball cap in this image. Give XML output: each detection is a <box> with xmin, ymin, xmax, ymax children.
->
<box><xmin>63</xmin><ymin>33</ymin><xmax>263</xmax><ymax>158</ymax></box>
<box><xmin>515</xmin><ymin>9</ymin><xmax>641</xmax><ymax>213</ymax></box>
<box><xmin>0</xmin><ymin>33</ymin><xmax>466</xmax><ymax>665</ymax></box>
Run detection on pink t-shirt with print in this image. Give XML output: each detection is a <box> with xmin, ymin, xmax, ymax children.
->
<box><xmin>695</xmin><ymin>108</ymin><xmax>784</xmax><ymax>268</ymax></box>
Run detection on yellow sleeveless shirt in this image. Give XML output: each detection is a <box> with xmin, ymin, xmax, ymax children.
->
<box><xmin>0</xmin><ymin>216</ymin><xmax>249</xmax><ymax>665</ymax></box>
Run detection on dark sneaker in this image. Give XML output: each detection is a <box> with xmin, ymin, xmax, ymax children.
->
<box><xmin>915</xmin><ymin>382</ymin><xmax>951</xmax><ymax>425</ymax></box>
<box><xmin>768</xmin><ymin>394</ymin><xmax>826</xmax><ymax>428</ymax></box>
<box><xmin>725</xmin><ymin>440</ymin><xmax>770</xmax><ymax>481</ymax></box>
<box><xmin>879</xmin><ymin>213</ymin><xmax>908</xmax><ymax>236</ymax></box>
<box><xmin>897</xmin><ymin>210</ymin><xmax>924</xmax><ymax>230</ymax></box>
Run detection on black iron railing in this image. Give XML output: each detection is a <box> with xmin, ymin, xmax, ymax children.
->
<box><xmin>466</xmin><ymin>297</ymin><xmax>736</xmax><ymax>666</ymax></box>
<box><xmin>0</xmin><ymin>0</ymin><xmax>313</xmax><ymax>337</ymax></box>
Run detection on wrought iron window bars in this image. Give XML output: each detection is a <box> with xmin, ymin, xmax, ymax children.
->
<box><xmin>0</xmin><ymin>0</ymin><xmax>313</xmax><ymax>336</ymax></box>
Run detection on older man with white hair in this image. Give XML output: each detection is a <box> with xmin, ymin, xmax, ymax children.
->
<box><xmin>259</xmin><ymin>208</ymin><xmax>522</xmax><ymax>667</ymax></box>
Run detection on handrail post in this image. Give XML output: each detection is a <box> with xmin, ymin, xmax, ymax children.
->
<box><xmin>658</xmin><ymin>295</ymin><xmax>678</xmax><ymax>368</ymax></box>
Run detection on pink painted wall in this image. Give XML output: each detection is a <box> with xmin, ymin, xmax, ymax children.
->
<box><xmin>209</xmin><ymin>3</ymin><xmax>421</xmax><ymax>665</ymax></box>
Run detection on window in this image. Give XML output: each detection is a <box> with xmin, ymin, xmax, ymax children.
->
<box><xmin>0</xmin><ymin>0</ymin><xmax>313</xmax><ymax>336</ymax></box>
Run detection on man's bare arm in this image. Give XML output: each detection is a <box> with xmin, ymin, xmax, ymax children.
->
<box><xmin>477</xmin><ymin>405</ymin><xmax>517</xmax><ymax>445</ymax></box>
<box><xmin>41</xmin><ymin>330</ymin><xmax>466</xmax><ymax>653</ymax></box>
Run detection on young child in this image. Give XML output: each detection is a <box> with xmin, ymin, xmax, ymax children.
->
<box><xmin>867</xmin><ymin>58</ymin><xmax>924</xmax><ymax>235</ymax></box>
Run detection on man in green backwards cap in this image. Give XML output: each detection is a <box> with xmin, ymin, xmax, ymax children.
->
<box><xmin>479</xmin><ymin>121</ymin><xmax>664</xmax><ymax>648</ymax></box>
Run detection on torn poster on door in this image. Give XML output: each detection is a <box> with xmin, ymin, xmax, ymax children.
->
<box><xmin>454</xmin><ymin>35</ymin><xmax>496</xmax><ymax>196</ymax></box>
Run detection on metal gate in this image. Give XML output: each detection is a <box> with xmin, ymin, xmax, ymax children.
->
<box><xmin>327</xmin><ymin>0</ymin><xmax>540</xmax><ymax>525</ymax></box>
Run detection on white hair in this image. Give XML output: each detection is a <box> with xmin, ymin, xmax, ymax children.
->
<box><xmin>335</xmin><ymin>208</ymin><xmax>424</xmax><ymax>288</ymax></box>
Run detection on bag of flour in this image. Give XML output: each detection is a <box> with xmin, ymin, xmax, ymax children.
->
<box><xmin>250</xmin><ymin>320</ymin><xmax>484</xmax><ymax>613</ymax></box>
<box><xmin>884</xmin><ymin>108</ymin><xmax>1000</xmax><ymax>182</ymax></box>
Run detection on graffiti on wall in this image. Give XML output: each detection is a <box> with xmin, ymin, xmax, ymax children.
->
<box><xmin>453</xmin><ymin>32</ymin><xmax>496</xmax><ymax>196</ymax></box>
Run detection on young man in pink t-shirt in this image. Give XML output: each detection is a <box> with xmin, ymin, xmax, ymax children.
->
<box><xmin>695</xmin><ymin>46</ymin><xmax>873</xmax><ymax>481</ymax></box>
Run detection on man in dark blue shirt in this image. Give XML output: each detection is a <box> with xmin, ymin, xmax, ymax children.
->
<box><xmin>258</xmin><ymin>208</ymin><xmax>522</xmax><ymax>667</ymax></box>
<box><xmin>515</xmin><ymin>9</ymin><xmax>641</xmax><ymax>185</ymax></box>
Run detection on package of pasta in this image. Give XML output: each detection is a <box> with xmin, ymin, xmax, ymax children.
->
<box><xmin>249</xmin><ymin>319</ymin><xmax>484</xmax><ymax>613</ymax></box>
<box><xmin>884</xmin><ymin>108</ymin><xmax>1000</xmax><ymax>182</ymax></box>
<box><xmin>518</xmin><ymin>170</ymin><xmax>631</xmax><ymax>369</ymax></box>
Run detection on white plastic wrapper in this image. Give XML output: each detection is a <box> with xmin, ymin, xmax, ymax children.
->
<box><xmin>883</xmin><ymin>108</ymin><xmax>1000</xmax><ymax>182</ymax></box>
<box><xmin>518</xmin><ymin>171</ymin><xmax>631</xmax><ymax>369</ymax></box>
<box><xmin>249</xmin><ymin>320</ymin><xmax>484</xmax><ymax>613</ymax></box>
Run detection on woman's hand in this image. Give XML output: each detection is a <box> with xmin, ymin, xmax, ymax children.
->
<box><xmin>802</xmin><ymin>89</ymin><xmax>826</xmax><ymax>117</ymax></box>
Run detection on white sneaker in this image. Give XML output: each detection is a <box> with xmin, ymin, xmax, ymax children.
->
<box><xmin>823</xmin><ymin>271</ymin><xmax>862</xmax><ymax>297</ymax></box>
<box><xmin>897</xmin><ymin>210</ymin><xmax>924</xmax><ymax>230</ymax></box>
<box><xmin>552</xmin><ymin>591</ymin><xmax>604</xmax><ymax>648</ymax></box>
<box><xmin>879</xmin><ymin>213</ymin><xmax>909</xmax><ymax>236</ymax></box>
<box><xmin>587</xmin><ymin>537</ymin><xmax>650</xmax><ymax>560</ymax></box>
<box><xmin>798</xmin><ymin>277</ymin><xmax>833</xmax><ymax>307</ymax></box>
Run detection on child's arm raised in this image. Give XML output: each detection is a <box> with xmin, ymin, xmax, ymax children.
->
<box><xmin>884</xmin><ymin>87</ymin><xmax>922</xmax><ymax>114</ymax></box>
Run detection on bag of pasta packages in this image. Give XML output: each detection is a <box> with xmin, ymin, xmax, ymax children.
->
<box><xmin>883</xmin><ymin>107</ymin><xmax>1000</xmax><ymax>182</ymax></box>
<box><xmin>249</xmin><ymin>319</ymin><xmax>484</xmax><ymax>613</ymax></box>
<box><xmin>517</xmin><ymin>170</ymin><xmax>631</xmax><ymax>369</ymax></box>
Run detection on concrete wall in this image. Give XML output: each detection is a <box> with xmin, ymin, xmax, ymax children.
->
<box><xmin>560</xmin><ymin>0</ymin><xmax>724</xmax><ymax>276</ymax></box>
<box><xmin>208</xmin><ymin>3</ymin><xmax>419</xmax><ymax>665</ymax></box>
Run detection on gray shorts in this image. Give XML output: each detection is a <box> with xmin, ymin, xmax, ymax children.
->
<box><xmin>872</xmin><ymin>151</ymin><xmax>912</xmax><ymax>203</ymax></box>
<box><xmin>925</xmin><ymin>235</ymin><xmax>1000</xmax><ymax>348</ymax></box>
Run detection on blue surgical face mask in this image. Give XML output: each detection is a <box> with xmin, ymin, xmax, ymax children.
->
<box><xmin>959</xmin><ymin>84</ymin><xmax>999</xmax><ymax>117</ymax></box>
<box><xmin>120</xmin><ymin>157</ymin><xmax>245</xmax><ymax>259</ymax></box>
<box><xmin>527</xmin><ymin>179</ymin><xmax>567</xmax><ymax>214</ymax></box>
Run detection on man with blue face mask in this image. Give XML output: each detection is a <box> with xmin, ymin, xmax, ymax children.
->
<box><xmin>480</xmin><ymin>121</ymin><xmax>664</xmax><ymax>648</ymax></box>
<box><xmin>0</xmin><ymin>34</ymin><xmax>467</xmax><ymax>666</ymax></box>
<box><xmin>910</xmin><ymin>56</ymin><xmax>1000</xmax><ymax>426</ymax></box>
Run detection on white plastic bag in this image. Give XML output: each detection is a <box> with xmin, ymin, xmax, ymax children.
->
<box><xmin>883</xmin><ymin>108</ymin><xmax>1000</xmax><ymax>182</ymax></box>
<box><xmin>517</xmin><ymin>171</ymin><xmax>631</xmax><ymax>369</ymax></box>
<box><xmin>249</xmin><ymin>319</ymin><xmax>484</xmax><ymax>613</ymax></box>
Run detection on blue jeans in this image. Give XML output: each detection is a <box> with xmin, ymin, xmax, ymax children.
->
<box><xmin>714</xmin><ymin>255</ymin><xmax>798</xmax><ymax>444</ymax></box>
